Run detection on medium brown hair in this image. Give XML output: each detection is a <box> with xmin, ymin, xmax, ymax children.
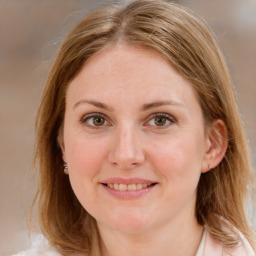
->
<box><xmin>32</xmin><ymin>0</ymin><xmax>255</xmax><ymax>254</ymax></box>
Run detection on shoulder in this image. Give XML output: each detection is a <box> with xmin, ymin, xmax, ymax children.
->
<box><xmin>12</xmin><ymin>234</ymin><xmax>62</xmax><ymax>256</ymax></box>
<box><xmin>204</xmin><ymin>226</ymin><xmax>255</xmax><ymax>256</ymax></box>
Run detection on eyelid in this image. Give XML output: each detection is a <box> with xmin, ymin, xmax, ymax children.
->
<box><xmin>80</xmin><ymin>112</ymin><xmax>111</xmax><ymax>128</ymax></box>
<box><xmin>144</xmin><ymin>112</ymin><xmax>177</xmax><ymax>128</ymax></box>
<box><xmin>79</xmin><ymin>112</ymin><xmax>177</xmax><ymax>129</ymax></box>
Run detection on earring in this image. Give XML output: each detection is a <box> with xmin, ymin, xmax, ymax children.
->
<box><xmin>63</xmin><ymin>162</ymin><xmax>68</xmax><ymax>174</ymax></box>
<box><xmin>208</xmin><ymin>164</ymin><xmax>212</xmax><ymax>171</ymax></box>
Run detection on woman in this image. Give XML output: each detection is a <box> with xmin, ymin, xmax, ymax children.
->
<box><xmin>14</xmin><ymin>0</ymin><xmax>255</xmax><ymax>255</ymax></box>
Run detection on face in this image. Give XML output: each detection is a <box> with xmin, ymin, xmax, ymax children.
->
<box><xmin>62</xmin><ymin>45</ymin><xmax>211</xmax><ymax>234</ymax></box>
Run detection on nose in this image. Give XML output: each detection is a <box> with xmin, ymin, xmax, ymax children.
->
<box><xmin>108</xmin><ymin>124</ymin><xmax>146</xmax><ymax>170</ymax></box>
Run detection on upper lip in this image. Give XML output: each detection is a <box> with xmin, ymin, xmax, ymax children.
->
<box><xmin>100</xmin><ymin>177</ymin><xmax>157</xmax><ymax>185</ymax></box>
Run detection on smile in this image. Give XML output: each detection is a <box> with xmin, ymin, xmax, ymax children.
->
<box><xmin>100</xmin><ymin>179</ymin><xmax>157</xmax><ymax>199</ymax></box>
<box><xmin>104</xmin><ymin>183</ymin><xmax>154</xmax><ymax>191</ymax></box>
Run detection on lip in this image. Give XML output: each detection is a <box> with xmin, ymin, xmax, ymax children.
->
<box><xmin>100</xmin><ymin>177</ymin><xmax>158</xmax><ymax>199</ymax></box>
<box><xmin>101</xmin><ymin>177</ymin><xmax>156</xmax><ymax>185</ymax></box>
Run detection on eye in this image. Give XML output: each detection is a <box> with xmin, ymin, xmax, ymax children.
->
<box><xmin>145</xmin><ymin>113</ymin><xmax>176</xmax><ymax>128</ymax></box>
<box><xmin>80</xmin><ymin>113</ymin><xmax>110</xmax><ymax>128</ymax></box>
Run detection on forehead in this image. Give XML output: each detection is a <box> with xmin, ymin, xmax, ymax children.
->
<box><xmin>66</xmin><ymin>44</ymin><xmax>200</xmax><ymax>112</ymax></box>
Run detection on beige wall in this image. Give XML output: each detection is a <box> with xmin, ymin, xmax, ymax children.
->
<box><xmin>0</xmin><ymin>0</ymin><xmax>255</xmax><ymax>255</ymax></box>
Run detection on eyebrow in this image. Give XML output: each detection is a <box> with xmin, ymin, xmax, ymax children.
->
<box><xmin>141</xmin><ymin>100</ymin><xmax>186</xmax><ymax>111</ymax></box>
<box><xmin>73</xmin><ymin>99</ymin><xmax>185</xmax><ymax>111</ymax></box>
<box><xmin>73</xmin><ymin>99</ymin><xmax>114</xmax><ymax>111</ymax></box>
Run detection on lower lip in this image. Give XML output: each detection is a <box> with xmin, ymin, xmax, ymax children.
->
<box><xmin>101</xmin><ymin>184</ymin><xmax>156</xmax><ymax>199</ymax></box>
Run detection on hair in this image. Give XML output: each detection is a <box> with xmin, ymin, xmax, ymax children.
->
<box><xmin>31</xmin><ymin>0</ymin><xmax>255</xmax><ymax>255</ymax></box>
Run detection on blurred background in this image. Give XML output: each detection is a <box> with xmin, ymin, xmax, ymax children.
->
<box><xmin>0</xmin><ymin>0</ymin><xmax>255</xmax><ymax>255</ymax></box>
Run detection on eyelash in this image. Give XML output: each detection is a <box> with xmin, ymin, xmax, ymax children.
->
<box><xmin>80</xmin><ymin>112</ymin><xmax>110</xmax><ymax>129</ymax></box>
<box><xmin>145</xmin><ymin>112</ymin><xmax>176</xmax><ymax>129</ymax></box>
<box><xmin>80</xmin><ymin>112</ymin><xmax>176</xmax><ymax>129</ymax></box>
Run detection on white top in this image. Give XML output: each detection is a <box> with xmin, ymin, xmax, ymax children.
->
<box><xmin>195</xmin><ymin>229</ymin><xmax>207</xmax><ymax>256</ymax></box>
<box><xmin>12</xmin><ymin>234</ymin><xmax>61</xmax><ymax>256</ymax></box>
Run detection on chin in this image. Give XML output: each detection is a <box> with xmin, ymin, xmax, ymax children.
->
<box><xmin>103</xmin><ymin>210</ymin><xmax>154</xmax><ymax>234</ymax></box>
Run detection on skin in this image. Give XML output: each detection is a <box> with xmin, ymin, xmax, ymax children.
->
<box><xmin>62</xmin><ymin>44</ymin><xmax>227</xmax><ymax>256</ymax></box>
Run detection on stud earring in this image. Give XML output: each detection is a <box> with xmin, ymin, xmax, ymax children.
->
<box><xmin>63</xmin><ymin>162</ymin><xmax>69</xmax><ymax>174</ymax></box>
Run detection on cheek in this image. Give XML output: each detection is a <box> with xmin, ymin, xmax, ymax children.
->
<box><xmin>150</xmin><ymin>133</ymin><xmax>204</xmax><ymax>187</ymax></box>
<box><xmin>65</xmin><ymin>142</ymin><xmax>107</xmax><ymax>217</ymax></box>
<box><xmin>66</xmin><ymin>133</ymin><xmax>109</xmax><ymax>173</ymax></box>
<box><xmin>65</xmin><ymin>136</ymin><xmax>109</xmax><ymax>201</ymax></box>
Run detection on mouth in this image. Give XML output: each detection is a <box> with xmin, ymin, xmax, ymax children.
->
<box><xmin>101</xmin><ymin>182</ymin><xmax>157</xmax><ymax>191</ymax></box>
<box><xmin>100</xmin><ymin>178</ymin><xmax>158</xmax><ymax>199</ymax></box>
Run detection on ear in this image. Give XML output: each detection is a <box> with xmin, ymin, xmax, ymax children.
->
<box><xmin>201</xmin><ymin>119</ymin><xmax>228</xmax><ymax>173</ymax></box>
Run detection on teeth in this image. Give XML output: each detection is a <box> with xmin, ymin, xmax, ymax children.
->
<box><xmin>142</xmin><ymin>183</ymin><xmax>147</xmax><ymax>188</ymax></box>
<box><xmin>119</xmin><ymin>184</ymin><xmax>127</xmax><ymax>191</ymax></box>
<box><xmin>107</xmin><ymin>183</ymin><xmax>153</xmax><ymax>191</ymax></box>
<box><xmin>128</xmin><ymin>184</ymin><xmax>136</xmax><ymax>191</ymax></box>
<box><xmin>136</xmin><ymin>183</ymin><xmax>143</xmax><ymax>190</ymax></box>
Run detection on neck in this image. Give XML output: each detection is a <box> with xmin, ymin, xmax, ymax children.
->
<box><xmin>97</xmin><ymin>210</ymin><xmax>204</xmax><ymax>256</ymax></box>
